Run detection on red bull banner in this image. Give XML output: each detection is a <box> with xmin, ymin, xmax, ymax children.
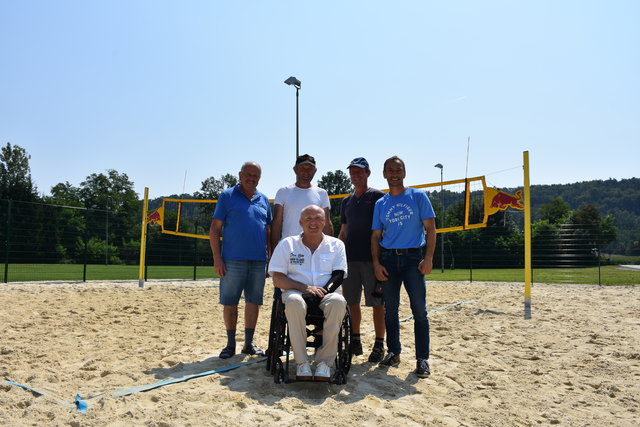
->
<box><xmin>484</xmin><ymin>188</ymin><xmax>524</xmax><ymax>222</ymax></box>
<box><xmin>146</xmin><ymin>206</ymin><xmax>164</xmax><ymax>225</ymax></box>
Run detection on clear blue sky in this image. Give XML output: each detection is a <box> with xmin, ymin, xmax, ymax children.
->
<box><xmin>2</xmin><ymin>1</ymin><xmax>638</xmax><ymax>200</ymax></box>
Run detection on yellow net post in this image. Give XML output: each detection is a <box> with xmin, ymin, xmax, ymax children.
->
<box><xmin>523</xmin><ymin>151</ymin><xmax>532</xmax><ymax>319</ymax></box>
<box><xmin>138</xmin><ymin>187</ymin><xmax>150</xmax><ymax>288</ymax></box>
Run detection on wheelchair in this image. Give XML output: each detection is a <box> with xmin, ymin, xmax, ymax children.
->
<box><xmin>265</xmin><ymin>291</ymin><xmax>353</xmax><ymax>384</ymax></box>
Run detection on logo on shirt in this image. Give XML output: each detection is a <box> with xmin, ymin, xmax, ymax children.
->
<box><xmin>289</xmin><ymin>252</ymin><xmax>305</xmax><ymax>265</ymax></box>
<box><xmin>385</xmin><ymin>203</ymin><xmax>414</xmax><ymax>226</ymax></box>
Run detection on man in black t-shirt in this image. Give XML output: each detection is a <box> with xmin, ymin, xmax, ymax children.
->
<box><xmin>338</xmin><ymin>157</ymin><xmax>386</xmax><ymax>363</ymax></box>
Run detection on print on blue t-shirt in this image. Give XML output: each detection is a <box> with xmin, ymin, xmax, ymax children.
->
<box><xmin>372</xmin><ymin>188</ymin><xmax>435</xmax><ymax>249</ymax></box>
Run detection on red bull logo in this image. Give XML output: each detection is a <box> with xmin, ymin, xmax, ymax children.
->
<box><xmin>484</xmin><ymin>188</ymin><xmax>524</xmax><ymax>221</ymax></box>
<box><xmin>146</xmin><ymin>207</ymin><xmax>164</xmax><ymax>225</ymax></box>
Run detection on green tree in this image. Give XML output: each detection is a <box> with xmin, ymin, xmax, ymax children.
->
<box><xmin>79</xmin><ymin>169</ymin><xmax>138</xmax><ymax>211</ymax></box>
<box><xmin>538</xmin><ymin>197</ymin><xmax>570</xmax><ymax>224</ymax></box>
<box><xmin>570</xmin><ymin>203</ymin><xmax>617</xmax><ymax>248</ymax></box>
<box><xmin>195</xmin><ymin>173</ymin><xmax>238</xmax><ymax>220</ymax></box>
<box><xmin>0</xmin><ymin>142</ymin><xmax>38</xmax><ymax>201</ymax></box>
<box><xmin>195</xmin><ymin>173</ymin><xmax>238</xmax><ymax>200</ymax></box>
<box><xmin>317</xmin><ymin>170</ymin><xmax>353</xmax><ymax>196</ymax></box>
<box><xmin>49</xmin><ymin>181</ymin><xmax>83</xmax><ymax>207</ymax></box>
<box><xmin>317</xmin><ymin>170</ymin><xmax>353</xmax><ymax>235</ymax></box>
<box><xmin>75</xmin><ymin>170</ymin><xmax>141</xmax><ymax>263</ymax></box>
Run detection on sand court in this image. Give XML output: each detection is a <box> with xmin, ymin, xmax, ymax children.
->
<box><xmin>1</xmin><ymin>279</ymin><xmax>638</xmax><ymax>425</ymax></box>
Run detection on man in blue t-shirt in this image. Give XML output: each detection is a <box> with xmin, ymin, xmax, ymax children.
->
<box><xmin>209</xmin><ymin>161</ymin><xmax>272</xmax><ymax>359</ymax></box>
<box><xmin>371</xmin><ymin>156</ymin><xmax>436</xmax><ymax>378</ymax></box>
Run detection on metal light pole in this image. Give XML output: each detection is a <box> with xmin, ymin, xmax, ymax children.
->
<box><xmin>434</xmin><ymin>163</ymin><xmax>444</xmax><ymax>273</ymax></box>
<box><xmin>284</xmin><ymin>76</ymin><xmax>301</xmax><ymax>158</ymax></box>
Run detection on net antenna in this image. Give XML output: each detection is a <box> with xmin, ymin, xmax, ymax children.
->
<box><xmin>465</xmin><ymin>136</ymin><xmax>470</xmax><ymax>178</ymax></box>
<box><xmin>182</xmin><ymin>170</ymin><xmax>188</xmax><ymax>195</ymax></box>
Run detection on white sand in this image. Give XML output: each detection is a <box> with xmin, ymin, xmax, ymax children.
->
<box><xmin>1</xmin><ymin>279</ymin><xmax>638</xmax><ymax>426</ymax></box>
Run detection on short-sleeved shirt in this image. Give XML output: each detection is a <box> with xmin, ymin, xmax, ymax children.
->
<box><xmin>212</xmin><ymin>185</ymin><xmax>272</xmax><ymax>261</ymax></box>
<box><xmin>372</xmin><ymin>187</ymin><xmax>436</xmax><ymax>249</ymax></box>
<box><xmin>340</xmin><ymin>188</ymin><xmax>384</xmax><ymax>261</ymax></box>
<box><xmin>273</xmin><ymin>184</ymin><xmax>330</xmax><ymax>240</ymax></box>
<box><xmin>268</xmin><ymin>234</ymin><xmax>348</xmax><ymax>287</ymax></box>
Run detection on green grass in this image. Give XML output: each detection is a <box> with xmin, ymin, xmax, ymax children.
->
<box><xmin>2</xmin><ymin>264</ymin><xmax>219</xmax><ymax>282</ymax></box>
<box><xmin>2</xmin><ymin>264</ymin><xmax>638</xmax><ymax>285</ymax></box>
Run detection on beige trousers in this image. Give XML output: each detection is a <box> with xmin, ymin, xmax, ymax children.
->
<box><xmin>282</xmin><ymin>290</ymin><xmax>347</xmax><ymax>366</ymax></box>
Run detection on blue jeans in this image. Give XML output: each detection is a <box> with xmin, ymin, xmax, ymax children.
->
<box><xmin>380</xmin><ymin>249</ymin><xmax>430</xmax><ymax>360</ymax></box>
<box><xmin>219</xmin><ymin>260</ymin><xmax>267</xmax><ymax>306</ymax></box>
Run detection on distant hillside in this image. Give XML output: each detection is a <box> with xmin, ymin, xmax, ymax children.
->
<box><xmin>529</xmin><ymin>178</ymin><xmax>640</xmax><ymax>218</ymax></box>
<box><xmin>505</xmin><ymin>178</ymin><xmax>640</xmax><ymax>254</ymax></box>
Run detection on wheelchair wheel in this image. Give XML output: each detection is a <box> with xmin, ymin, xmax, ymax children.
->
<box><xmin>332</xmin><ymin>371</ymin><xmax>346</xmax><ymax>385</ymax></box>
<box><xmin>267</xmin><ymin>297</ymin><xmax>290</xmax><ymax>379</ymax></box>
<box><xmin>332</xmin><ymin>307</ymin><xmax>353</xmax><ymax>383</ymax></box>
<box><xmin>273</xmin><ymin>360</ymin><xmax>287</xmax><ymax>384</ymax></box>
<box><xmin>265</xmin><ymin>300</ymin><xmax>279</xmax><ymax>372</ymax></box>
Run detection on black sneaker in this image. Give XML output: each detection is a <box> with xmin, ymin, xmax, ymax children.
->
<box><xmin>350</xmin><ymin>340</ymin><xmax>363</xmax><ymax>356</ymax></box>
<box><xmin>241</xmin><ymin>343</ymin><xmax>265</xmax><ymax>356</ymax></box>
<box><xmin>368</xmin><ymin>345</ymin><xmax>384</xmax><ymax>363</ymax></box>
<box><xmin>379</xmin><ymin>352</ymin><xmax>400</xmax><ymax>367</ymax></box>
<box><xmin>416</xmin><ymin>358</ymin><xmax>430</xmax><ymax>378</ymax></box>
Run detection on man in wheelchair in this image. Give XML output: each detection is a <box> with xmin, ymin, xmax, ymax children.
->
<box><xmin>268</xmin><ymin>204</ymin><xmax>348</xmax><ymax>382</ymax></box>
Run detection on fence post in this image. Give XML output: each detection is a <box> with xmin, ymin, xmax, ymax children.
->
<box><xmin>83</xmin><ymin>209</ymin><xmax>88</xmax><ymax>282</ymax></box>
<box><xmin>193</xmin><ymin>221</ymin><xmax>198</xmax><ymax>281</ymax></box>
<box><xmin>3</xmin><ymin>200</ymin><xmax>12</xmax><ymax>283</ymax></box>
<box><xmin>469</xmin><ymin>236</ymin><xmax>473</xmax><ymax>283</ymax></box>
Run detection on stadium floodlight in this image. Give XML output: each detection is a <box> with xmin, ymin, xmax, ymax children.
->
<box><xmin>434</xmin><ymin>163</ymin><xmax>444</xmax><ymax>273</ymax></box>
<box><xmin>284</xmin><ymin>76</ymin><xmax>301</xmax><ymax>88</ymax></box>
<box><xmin>284</xmin><ymin>76</ymin><xmax>301</xmax><ymax>157</ymax></box>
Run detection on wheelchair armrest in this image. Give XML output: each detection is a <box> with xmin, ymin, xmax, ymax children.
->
<box><xmin>323</xmin><ymin>270</ymin><xmax>345</xmax><ymax>294</ymax></box>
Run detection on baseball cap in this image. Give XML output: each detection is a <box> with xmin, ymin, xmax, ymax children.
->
<box><xmin>347</xmin><ymin>157</ymin><xmax>369</xmax><ymax>169</ymax></box>
<box><xmin>296</xmin><ymin>154</ymin><xmax>316</xmax><ymax>166</ymax></box>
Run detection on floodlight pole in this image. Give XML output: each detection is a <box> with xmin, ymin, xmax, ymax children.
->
<box><xmin>434</xmin><ymin>163</ymin><xmax>444</xmax><ymax>273</ymax></box>
<box><xmin>295</xmin><ymin>85</ymin><xmax>299</xmax><ymax>158</ymax></box>
<box><xmin>284</xmin><ymin>76</ymin><xmax>301</xmax><ymax>159</ymax></box>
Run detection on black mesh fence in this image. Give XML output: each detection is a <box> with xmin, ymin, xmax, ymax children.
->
<box><xmin>0</xmin><ymin>198</ymin><xmax>631</xmax><ymax>284</ymax></box>
<box><xmin>0</xmin><ymin>199</ymin><xmax>215</xmax><ymax>282</ymax></box>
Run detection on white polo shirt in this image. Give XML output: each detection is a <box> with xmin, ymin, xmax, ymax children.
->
<box><xmin>268</xmin><ymin>234</ymin><xmax>348</xmax><ymax>287</ymax></box>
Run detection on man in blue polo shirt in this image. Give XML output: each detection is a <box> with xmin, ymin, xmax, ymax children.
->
<box><xmin>209</xmin><ymin>161</ymin><xmax>272</xmax><ymax>359</ymax></box>
<box><xmin>371</xmin><ymin>155</ymin><xmax>436</xmax><ymax>378</ymax></box>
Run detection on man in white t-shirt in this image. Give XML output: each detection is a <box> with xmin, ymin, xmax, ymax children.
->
<box><xmin>268</xmin><ymin>205</ymin><xmax>347</xmax><ymax>381</ymax></box>
<box><xmin>270</xmin><ymin>154</ymin><xmax>333</xmax><ymax>250</ymax></box>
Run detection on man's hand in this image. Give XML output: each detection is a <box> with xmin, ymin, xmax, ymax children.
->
<box><xmin>418</xmin><ymin>258</ymin><xmax>433</xmax><ymax>275</ymax></box>
<box><xmin>214</xmin><ymin>260</ymin><xmax>226</xmax><ymax>278</ymax></box>
<box><xmin>305</xmin><ymin>285</ymin><xmax>327</xmax><ymax>299</ymax></box>
<box><xmin>373</xmin><ymin>263</ymin><xmax>389</xmax><ymax>282</ymax></box>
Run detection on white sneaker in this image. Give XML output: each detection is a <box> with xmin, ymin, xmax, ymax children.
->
<box><xmin>314</xmin><ymin>361</ymin><xmax>331</xmax><ymax>382</ymax></box>
<box><xmin>296</xmin><ymin>362</ymin><xmax>313</xmax><ymax>381</ymax></box>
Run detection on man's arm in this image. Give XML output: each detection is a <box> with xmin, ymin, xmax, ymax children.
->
<box><xmin>272</xmin><ymin>272</ymin><xmax>326</xmax><ymax>298</ymax></box>
<box><xmin>338</xmin><ymin>223</ymin><xmax>347</xmax><ymax>243</ymax></box>
<box><xmin>270</xmin><ymin>204</ymin><xmax>283</xmax><ymax>250</ymax></box>
<box><xmin>323</xmin><ymin>207</ymin><xmax>334</xmax><ymax>236</ymax></box>
<box><xmin>418</xmin><ymin>217</ymin><xmax>437</xmax><ymax>275</ymax></box>
<box><xmin>266</xmin><ymin>225</ymin><xmax>272</xmax><ymax>258</ymax></box>
<box><xmin>209</xmin><ymin>218</ymin><xmax>226</xmax><ymax>278</ymax></box>
<box><xmin>371</xmin><ymin>229</ymin><xmax>388</xmax><ymax>281</ymax></box>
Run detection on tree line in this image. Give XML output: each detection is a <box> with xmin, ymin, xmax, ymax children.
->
<box><xmin>1</xmin><ymin>142</ymin><xmax>638</xmax><ymax>267</ymax></box>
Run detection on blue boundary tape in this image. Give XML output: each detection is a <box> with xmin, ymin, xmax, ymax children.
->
<box><xmin>5</xmin><ymin>356</ymin><xmax>266</xmax><ymax>412</ymax></box>
<box><xmin>3</xmin><ymin>380</ymin><xmax>80</xmax><ymax>411</ymax></box>
<box><xmin>108</xmin><ymin>356</ymin><xmax>266</xmax><ymax>398</ymax></box>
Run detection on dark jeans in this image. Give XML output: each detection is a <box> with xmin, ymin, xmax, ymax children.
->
<box><xmin>380</xmin><ymin>249</ymin><xmax>430</xmax><ymax>360</ymax></box>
